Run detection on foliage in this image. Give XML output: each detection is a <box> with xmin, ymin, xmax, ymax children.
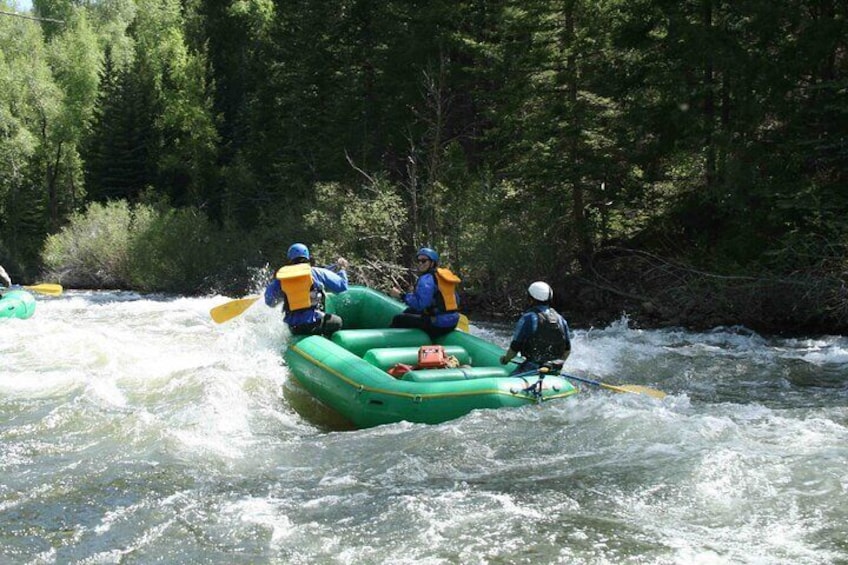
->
<box><xmin>126</xmin><ymin>205</ymin><xmax>244</xmax><ymax>294</ymax></box>
<box><xmin>41</xmin><ymin>200</ymin><xmax>141</xmax><ymax>287</ymax></box>
<box><xmin>303</xmin><ymin>180</ymin><xmax>408</xmax><ymax>265</ymax></box>
<box><xmin>1</xmin><ymin>0</ymin><xmax>846</xmax><ymax>332</ymax></box>
<box><xmin>0</xmin><ymin>5</ymin><xmax>61</xmax><ymax>276</ymax></box>
<box><xmin>42</xmin><ymin>199</ymin><xmax>255</xmax><ymax>294</ymax></box>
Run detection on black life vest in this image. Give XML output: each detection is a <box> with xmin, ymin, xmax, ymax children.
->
<box><xmin>522</xmin><ymin>308</ymin><xmax>569</xmax><ymax>363</ymax></box>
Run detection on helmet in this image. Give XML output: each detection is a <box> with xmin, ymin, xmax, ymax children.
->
<box><xmin>416</xmin><ymin>247</ymin><xmax>439</xmax><ymax>262</ymax></box>
<box><xmin>528</xmin><ymin>281</ymin><xmax>553</xmax><ymax>302</ymax></box>
<box><xmin>287</xmin><ymin>243</ymin><xmax>310</xmax><ymax>261</ymax></box>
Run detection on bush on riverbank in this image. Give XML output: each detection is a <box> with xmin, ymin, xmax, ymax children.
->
<box><xmin>42</xmin><ymin>200</ymin><xmax>258</xmax><ymax>294</ymax></box>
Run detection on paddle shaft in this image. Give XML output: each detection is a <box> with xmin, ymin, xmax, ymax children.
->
<box><xmin>561</xmin><ymin>372</ymin><xmax>622</xmax><ymax>391</ymax></box>
<box><xmin>508</xmin><ymin>360</ymin><xmax>665</xmax><ymax>398</ymax></box>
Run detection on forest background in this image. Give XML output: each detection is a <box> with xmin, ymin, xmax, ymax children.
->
<box><xmin>1</xmin><ymin>0</ymin><xmax>846</xmax><ymax>334</ymax></box>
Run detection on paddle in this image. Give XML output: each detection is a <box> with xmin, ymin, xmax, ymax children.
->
<box><xmin>561</xmin><ymin>373</ymin><xmax>666</xmax><ymax>399</ymax></box>
<box><xmin>210</xmin><ymin>295</ymin><xmax>260</xmax><ymax>324</ymax></box>
<box><xmin>22</xmin><ymin>283</ymin><xmax>63</xmax><ymax>296</ymax></box>
<box><xmin>457</xmin><ymin>313</ymin><xmax>470</xmax><ymax>332</ymax></box>
<box><xmin>507</xmin><ymin>359</ymin><xmax>666</xmax><ymax>399</ymax></box>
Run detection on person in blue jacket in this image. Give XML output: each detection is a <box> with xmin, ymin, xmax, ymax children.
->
<box><xmin>264</xmin><ymin>243</ymin><xmax>349</xmax><ymax>336</ymax></box>
<box><xmin>500</xmin><ymin>281</ymin><xmax>571</xmax><ymax>374</ymax></box>
<box><xmin>389</xmin><ymin>247</ymin><xmax>460</xmax><ymax>340</ymax></box>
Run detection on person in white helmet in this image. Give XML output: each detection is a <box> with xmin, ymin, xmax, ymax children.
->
<box><xmin>500</xmin><ymin>281</ymin><xmax>571</xmax><ymax>374</ymax></box>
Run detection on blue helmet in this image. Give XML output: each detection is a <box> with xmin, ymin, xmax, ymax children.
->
<box><xmin>417</xmin><ymin>247</ymin><xmax>439</xmax><ymax>262</ymax></box>
<box><xmin>287</xmin><ymin>243</ymin><xmax>310</xmax><ymax>261</ymax></box>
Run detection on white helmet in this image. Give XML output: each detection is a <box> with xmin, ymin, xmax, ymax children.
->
<box><xmin>528</xmin><ymin>281</ymin><xmax>553</xmax><ymax>302</ymax></box>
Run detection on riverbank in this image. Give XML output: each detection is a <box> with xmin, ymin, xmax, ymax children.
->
<box><xmin>37</xmin><ymin>244</ymin><xmax>846</xmax><ymax>337</ymax></box>
<box><xmin>465</xmin><ymin>248</ymin><xmax>848</xmax><ymax>336</ymax></box>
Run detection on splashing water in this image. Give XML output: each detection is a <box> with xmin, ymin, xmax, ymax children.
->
<box><xmin>1</xmin><ymin>293</ymin><xmax>846</xmax><ymax>564</ymax></box>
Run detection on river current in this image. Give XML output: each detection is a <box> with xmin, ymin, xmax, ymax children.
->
<box><xmin>1</xmin><ymin>290</ymin><xmax>846</xmax><ymax>564</ymax></box>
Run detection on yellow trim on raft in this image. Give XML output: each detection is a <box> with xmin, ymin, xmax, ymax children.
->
<box><xmin>288</xmin><ymin>344</ymin><xmax>579</xmax><ymax>402</ymax></box>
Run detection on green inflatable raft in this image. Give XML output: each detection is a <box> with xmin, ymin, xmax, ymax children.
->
<box><xmin>0</xmin><ymin>288</ymin><xmax>36</xmax><ymax>320</ymax></box>
<box><xmin>284</xmin><ymin>286</ymin><xmax>578</xmax><ymax>428</ymax></box>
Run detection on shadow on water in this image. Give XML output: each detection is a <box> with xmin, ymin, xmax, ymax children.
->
<box><xmin>282</xmin><ymin>376</ymin><xmax>356</xmax><ymax>432</ymax></box>
<box><xmin>785</xmin><ymin>359</ymin><xmax>848</xmax><ymax>388</ymax></box>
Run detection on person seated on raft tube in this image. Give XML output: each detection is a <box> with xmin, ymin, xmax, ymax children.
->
<box><xmin>0</xmin><ymin>265</ymin><xmax>11</xmax><ymax>296</ymax></box>
<box><xmin>264</xmin><ymin>243</ymin><xmax>349</xmax><ymax>336</ymax></box>
<box><xmin>388</xmin><ymin>247</ymin><xmax>461</xmax><ymax>340</ymax></box>
<box><xmin>499</xmin><ymin>281</ymin><xmax>571</xmax><ymax>375</ymax></box>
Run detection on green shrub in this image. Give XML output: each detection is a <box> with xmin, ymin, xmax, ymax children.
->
<box><xmin>42</xmin><ymin>199</ymin><xmax>257</xmax><ymax>293</ymax></box>
<box><xmin>42</xmin><ymin>200</ymin><xmax>144</xmax><ymax>287</ymax></box>
<box><xmin>304</xmin><ymin>180</ymin><xmax>408</xmax><ymax>264</ymax></box>
<box><xmin>128</xmin><ymin>206</ymin><xmax>238</xmax><ymax>294</ymax></box>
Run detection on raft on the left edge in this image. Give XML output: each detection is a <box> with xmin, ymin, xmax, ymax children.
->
<box><xmin>0</xmin><ymin>288</ymin><xmax>36</xmax><ymax>320</ymax></box>
<box><xmin>284</xmin><ymin>286</ymin><xmax>579</xmax><ymax>429</ymax></box>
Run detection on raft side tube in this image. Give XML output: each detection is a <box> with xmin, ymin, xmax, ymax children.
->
<box><xmin>362</xmin><ymin>345</ymin><xmax>471</xmax><ymax>371</ymax></box>
<box><xmin>325</xmin><ymin>286</ymin><xmax>406</xmax><ymax>329</ymax></box>
<box><xmin>400</xmin><ymin>366</ymin><xmax>512</xmax><ymax>382</ymax></box>
<box><xmin>331</xmin><ymin>328</ymin><xmax>430</xmax><ymax>357</ymax></box>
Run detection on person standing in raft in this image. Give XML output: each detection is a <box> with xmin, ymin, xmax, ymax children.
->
<box><xmin>264</xmin><ymin>243</ymin><xmax>349</xmax><ymax>336</ymax></box>
<box><xmin>500</xmin><ymin>281</ymin><xmax>571</xmax><ymax>374</ymax></box>
<box><xmin>388</xmin><ymin>247</ymin><xmax>461</xmax><ymax>340</ymax></box>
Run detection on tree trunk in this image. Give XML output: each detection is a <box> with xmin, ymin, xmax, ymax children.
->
<box><xmin>563</xmin><ymin>0</ymin><xmax>593</xmax><ymax>269</ymax></box>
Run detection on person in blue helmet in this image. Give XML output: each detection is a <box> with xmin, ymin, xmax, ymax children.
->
<box><xmin>264</xmin><ymin>243</ymin><xmax>350</xmax><ymax>336</ymax></box>
<box><xmin>389</xmin><ymin>247</ymin><xmax>461</xmax><ymax>340</ymax></box>
<box><xmin>500</xmin><ymin>281</ymin><xmax>571</xmax><ymax>374</ymax></box>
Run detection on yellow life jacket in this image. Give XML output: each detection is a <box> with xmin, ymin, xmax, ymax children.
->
<box><xmin>435</xmin><ymin>267</ymin><xmax>461</xmax><ymax>312</ymax></box>
<box><xmin>275</xmin><ymin>263</ymin><xmax>319</xmax><ymax>311</ymax></box>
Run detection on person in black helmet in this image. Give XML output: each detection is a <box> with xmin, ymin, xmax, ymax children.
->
<box><xmin>500</xmin><ymin>281</ymin><xmax>571</xmax><ymax>374</ymax></box>
<box><xmin>389</xmin><ymin>247</ymin><xmax>461</xmax><ymax>340</ymax></box>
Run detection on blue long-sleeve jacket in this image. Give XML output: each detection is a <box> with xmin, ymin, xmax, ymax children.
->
<box><xmin>264</xmin><ymin>267</ymin><xmax>348</xmax><ymax>326</ymax></box>
<box><xmin>403</xmin><ymin>272</ymin><xmax>460</xmax><ymax>329</ymax></box>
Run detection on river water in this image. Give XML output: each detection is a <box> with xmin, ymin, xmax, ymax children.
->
<box><xmin>1</xmin><ymin>291</ymin><xmax>846</xmax><ymax>564</ymax></box>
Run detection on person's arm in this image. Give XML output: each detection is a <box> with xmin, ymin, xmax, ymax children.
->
<box><xmin>313</xmin><ymin>267</ymin><xmax>349</xmax><ymax>294</ymax></box>
<box><xmin>500</xmin><ymin>347</ymin><xmax>519</xmax><ymax>365</ymax></box>
<box><xmin>560</xmin><ymin>317</ymin><xmax>572</xmax><ymax>362</ymax></box>
<box><xmin>264</xmin><ymin>280</ymin><xmax>284</xmax><ymax>307</ymax></box>
<box><xmin>403</xmin><ymin>274</ymin><xmax>436</xmax><ymax>311</ymax></box>
<box><xmin>0</xmin><ymin>265</ymin><xmax>11</xmax><ymax>287</ymax></box>
<box><xmin>500</xmin><ymin>313</ymin><xmax>534</xmax><ymax>364</ymax></box>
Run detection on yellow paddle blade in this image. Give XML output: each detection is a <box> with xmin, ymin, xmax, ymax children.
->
<box><xmin>602</xmin><ymin>382</ymin><xmax>667</xmax><ymax>399</ymax></box>
<box><xmin>210</xmin><ymin>295</ymin><xmax>260</xmax><ymax>324</ymax></box>
<box><xmin>457</xmin><ymin>314</ymin><xmax>470</xmax><ymax>332</ymax></box>
<box><xmin>23</xmin><ymin>283</ymin><xmax>63</xmax><ymax>296</ymax></box>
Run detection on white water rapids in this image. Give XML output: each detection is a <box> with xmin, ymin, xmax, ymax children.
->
<box><xmin>1</xmin><ymin>290</ymin><xmax>846</xmax><ymax>564</ymax></box>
